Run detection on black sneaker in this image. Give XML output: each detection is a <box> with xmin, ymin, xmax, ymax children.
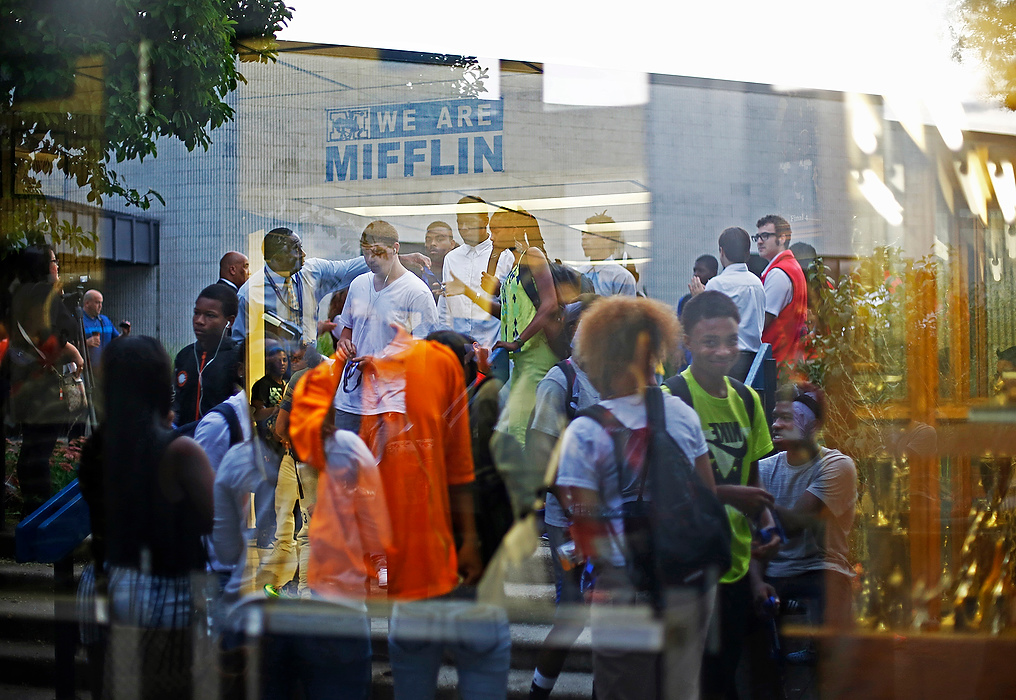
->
<box><xmin>785</xmin><ymin>648</ymin><xmax>816</xmax><ymax>665</ymax></box>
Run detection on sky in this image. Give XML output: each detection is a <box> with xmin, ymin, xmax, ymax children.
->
<box><xmin>278</xmin><ymin>0</ymin><xmax>984</xmax><ymax>103</ymax></box>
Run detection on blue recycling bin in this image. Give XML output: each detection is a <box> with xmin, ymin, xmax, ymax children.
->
<box><xmin>15</xmin><ymin>479</ymin><xmax>91</xmax><ymax>564</ymax></box>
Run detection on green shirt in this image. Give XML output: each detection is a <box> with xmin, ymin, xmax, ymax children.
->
<box><xmin>499</xmin><ymin>256</ymin><xmax>551</xmax><ymax>354</ymax></box>
<box><xmin>680</xmin><ymin>368</ymin><xmax>773</xmax><ymax>583</ymax></box>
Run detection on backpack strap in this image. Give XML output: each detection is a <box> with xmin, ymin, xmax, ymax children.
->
<box><xmin>645</xmin><ymin>385</ymin><xmax>694</xmax><ymax>483</ymax></box>
<box><xmin>578</xmin><ymin>404</ymin><xmax>646</xmax><ymax>503</ymax></box>
<box><xmin>175</xmin><ymin>399</ymin><xmax>245</xmax><ymax>445</ymax></box>
<box><xmin>644</xmin><ymin>384</ymin><xmax>666</xmax><ymax>430</ymax></box>
<box><xmin>210</xmin><ymin>402</ymin><xmax>244</xmax><ymax>447</ymax></box>
<box><xmin>727</xmin><ymin>376</ymin><xmax>756</xmax><ymax>427</ymax></box>
<box><xmin>516</xmin><ymin>248</ymin><xmax>541</xmax><ymax>309</ymax></box>
<box><xmin>663</xmin><ymin>374</ymin><xmax>693</xmax><ymax>408</ymax></box>
<box><xmin>173</xmin><ymin>420</ymin><xmax>200</xmax><ymax>439</ymax></box>
<box><xmin>533</xmin><ymin>360</ymin><xmax>581</xmax><ymax>511</ymax></box>
<box><xmin>666</xmin><ymin>372</ymin><xmax>755</xmax><ymax>427</ymax></box>
<box><xmin>556</xmin><ymin>358</ymin><xmax>579</xmax><ymax>420</ymax></box>
<box><xmin>576</xmin><ymin>404</ymin><xmax>623</xmax><ymax>435</ymax></box>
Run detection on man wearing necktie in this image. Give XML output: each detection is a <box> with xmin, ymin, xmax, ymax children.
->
<box><xmin>232</xmin><ymin>228</ymin><xmax>432</xmax><ymax>344</ymax></box>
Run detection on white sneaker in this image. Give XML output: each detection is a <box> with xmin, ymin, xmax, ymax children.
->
<box><xmin>369</xmin><ymin>554</ymin><xmax>389</xmax><ymax>589</ymax></box>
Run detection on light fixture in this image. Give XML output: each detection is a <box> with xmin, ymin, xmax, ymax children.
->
<box><xmin>543</xmin><ymin>64</ymin><xmax>649</xmax><ymax>107</ymax></box>
<box><xmin>559</xmin><ymin>257</ymin><xmax>651</xmax><ymax>266</ymax></box>
<box><xmin>991</xmin><ymin>257</ymin><xmax>1003</xmax><ymax>282</ymax></box>
<box><xmin>848</xmin><ymin>93</ymin><xmax>880</xmax><ymax>155</ymax></box>
<box><xmin>925</xmin><ymin>94</ymin><xmax>965</xmax><ymax>152</ymax></box>
<box><xmin>571</xmin><ymin>220</ymin><xmax>652</xmax><ymax>232</ymax></box>
<box><xmin>954</xmin><ymin>153</ymin><xmax>989</xmax><ymax>226</ymax></box>
<box><xmin>988</xmin><ymin>160</ymin><xmax>1016</xmax><ymax>224</ymax></box>
<box><xmin>853</xmin><ymin>169</ymin><xmax>903</xmax><ymax>227</ymax></box>
<box><xmin>333</xmin><ymin>192</ymin><xmax>650</xmax><ymax>217</ymax></box>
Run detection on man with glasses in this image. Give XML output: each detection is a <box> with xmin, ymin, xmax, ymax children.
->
<box><xmin>232</xmin><ymin>227</ymin><xmax>430</xmax><ymax>343</ymax></box>
<box><xmin>754</xmin><ymin>215</ymin><xmax>808</xmax><ymax>372</ymax></box>
<box><xmin>333</xmin><ymin>220</ymin><xmax>438</xmax><ymax>434</ymax></box>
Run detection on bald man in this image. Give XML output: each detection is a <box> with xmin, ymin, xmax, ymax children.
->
<box><xmin>81</xmin><ymin>289</ymin><xmax>120</xmax><ymax>367</ymax></box>
<box><xmin>218</xmin><ymin>251</ymin><xmax>250</xmax><ymax>291</ymax></box>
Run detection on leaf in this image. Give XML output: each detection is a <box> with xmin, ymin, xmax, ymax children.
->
<box><xmin>2</xmin><ymin>0</ymin><xmax>290</xmax><ymax>226</ymax></box>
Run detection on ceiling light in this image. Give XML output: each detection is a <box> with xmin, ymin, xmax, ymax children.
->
<box><xmin>571</xmin><ymin>220</ymin><xmax>652</xmax><ymax>232</ymax></box>
<box><xmin>558</xmin><ymin>257</ymin><xmax>651</xmax><ymax>266</ymax></box>
<box><xmin>333</xmin><ymin>192</ymin><xmax>650</xmax><ymax>217</ymax></box>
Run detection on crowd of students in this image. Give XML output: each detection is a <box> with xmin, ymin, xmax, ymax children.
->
<box><xmin>3</xmin><ymin>201</ymin><xmax>857</xmax><ymax>700</ymax></box>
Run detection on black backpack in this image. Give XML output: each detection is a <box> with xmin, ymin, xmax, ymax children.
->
<box><xmin>580</xmin><ymin>386</ymin><xmax>732</xmax><ymax>609</ymax></box>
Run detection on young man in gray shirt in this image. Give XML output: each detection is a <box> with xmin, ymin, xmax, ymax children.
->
<box><xmin>754</xmin><ymin>383</ymin><xmax>857</xmax><ymax>632</ymax></box>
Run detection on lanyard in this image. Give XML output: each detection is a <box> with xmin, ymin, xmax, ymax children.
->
<box><xmin>264</xmin><ymin>267</ymin><xmax>304</xmax><ymax>323</ymax></box>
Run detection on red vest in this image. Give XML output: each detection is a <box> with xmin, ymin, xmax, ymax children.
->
<box><xmin>761</xmin><ymin>250</ymin><xmax>808</xmax><ymax>366</ymax></box>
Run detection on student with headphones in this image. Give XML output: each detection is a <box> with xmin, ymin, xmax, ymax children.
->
<box><xmin>172</xmin><ymin>284</ymin><xmax>241</xmax><ymax>424</ymax></box>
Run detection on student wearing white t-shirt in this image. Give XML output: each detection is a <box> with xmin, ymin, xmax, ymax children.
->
<box><xmin>554</xmin><ymin>296</ymin><xmax>715</xmax><ymax>700</ymax></box>
<box><xmin>333</xmin><ymin>221</ymin><xmax>438</xmax><ymax>432</ymax></box>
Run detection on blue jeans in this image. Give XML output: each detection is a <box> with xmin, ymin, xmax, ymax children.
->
<box><xmin>546</xmin><ymin>524</ymin><xmax>583</xmax><ymax>606</ymax></box>
<box><xmin>388</xmin><ymin>598</ymin><xmax>511</xmax><ymax>700</ymax></box>
<box><xmin>334</xmin><ymin>408</ymin><xmax>363</xmax><ymax>433</ymax></box>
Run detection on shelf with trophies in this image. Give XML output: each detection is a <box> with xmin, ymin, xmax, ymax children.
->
<box><xmin>798</xmin><ymin>231</ymin><xmax>1016</xmax><ymax>698</ymax></box>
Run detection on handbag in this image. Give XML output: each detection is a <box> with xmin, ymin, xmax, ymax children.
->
<box><xmin>59</xmin><ymin>372</ymin><xmax>87</xmax><ymax>415</ymax></box>
<box><xmin>17</xmin><ymin>322</ymin><xmax>87</xmax><ymax>417</ymax></box>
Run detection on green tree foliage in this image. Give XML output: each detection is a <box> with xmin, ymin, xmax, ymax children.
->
<box><xmin>955</xmin><ymin>0</ymin><xmax>1016</xmax><ymax>110</ymax></box>
<box><xmin>796</xmin><ymin>248</ymin><xmax>941</xmax><ymax>458</ymax></box>
<box><xmin>0</xmin><ymin>0</ymin><xmax>291</xmax><ymax>246</ymax></box>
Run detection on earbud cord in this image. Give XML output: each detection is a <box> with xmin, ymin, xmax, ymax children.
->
<box><xmin>345</xmin><ymin>259</ymin><xmax>395</xmax><ymax>394</ymax></box>
<box><xmin>194</xmin><ymin>323</ymin><xmax>230</xmax><ymax>407</ymax></box>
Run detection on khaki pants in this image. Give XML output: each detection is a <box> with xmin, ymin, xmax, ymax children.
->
<box><xmin>257</xmin><ymin>453</ymin><xmax>318</xmax><ymax>594</ymax></box>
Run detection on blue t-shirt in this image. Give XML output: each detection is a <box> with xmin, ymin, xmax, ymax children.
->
<box><xmin>82</xmin><ymin>313</ymin><xmax>120</xmax><ymax>366</ymax></box>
